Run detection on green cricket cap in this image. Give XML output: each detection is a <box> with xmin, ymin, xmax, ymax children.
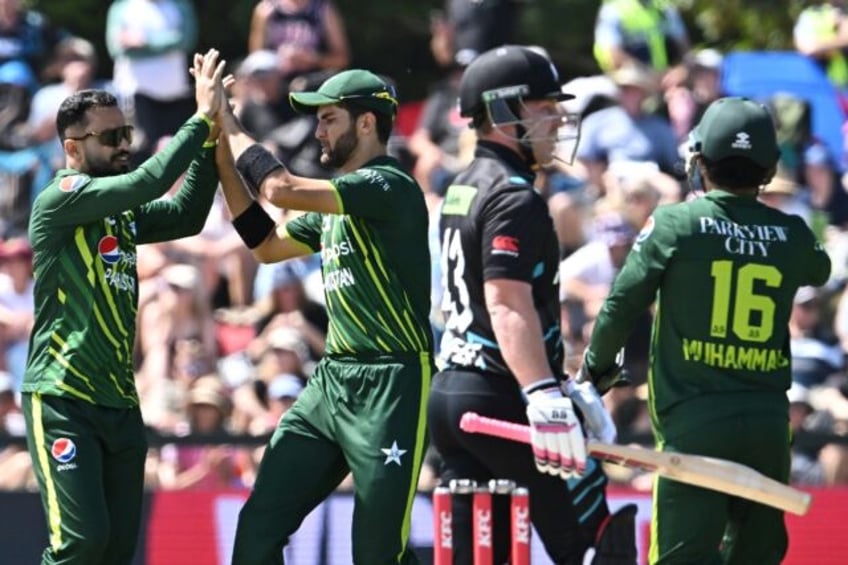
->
<box><xmin>289</xmin><ymin>69</ymin><xmax>398</xmax><ymax>116</ymax></box>
<box><xmin>691</xmin><ymin>96</ymin><xmax>780</xmax><ymax>169</ymax></box>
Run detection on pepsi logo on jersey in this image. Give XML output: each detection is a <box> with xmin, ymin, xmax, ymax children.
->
<box><xmin>51</xmin><ymin>437</ymin><xmax>79</xmax><ymax>471</ymax></box>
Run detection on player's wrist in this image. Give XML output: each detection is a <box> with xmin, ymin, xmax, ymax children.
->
<box><xmin>522</xmin><ymin>377</ymin><xmax>562</xmax><ymax>400</ymax></box>
<box><xmin>195</xmin><ymin>111</ymin><xmax>214</xmax><ymax>129</ymax></box>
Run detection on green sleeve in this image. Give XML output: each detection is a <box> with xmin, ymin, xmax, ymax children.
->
<box><xmin>284</xmin><ymin>212</ymin><xmax>323</xmax><ymax>251</ymax></box>
<box><xmin>586</xmin><ymin>206</ymin><xmax>678</xmax><ymax>374</ymax></box>
<box><xmin>799</xmin><ymin>217</ymin><xmax>832</xmax><ymax>287</ymax></box>
<box><xmin>35</xmin><ymin>116</ymin><xmax>210</xmax><ymax>227</ymax></box>
<box><xmin>136</xmin><ymin>146</ymin><xmax>218</xmax><ymax>244</ymax></box>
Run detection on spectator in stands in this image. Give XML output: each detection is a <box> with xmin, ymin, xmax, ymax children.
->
<box><xmin>430</xmin><ymin>0</ymin><xmax>524</xmax><ymax>69</ymax></box>
<box><xmin>794</xmin><ymin>1</ymin><xmax>848</xmax><ymax>91</ymax></box>
<box><xmin>0</xmin><ymin>237</ymin><xmax>33</xmax><ymax>392</ymax></box>
<box><xmin>791</xmin><ymin>286</ymin><xmax>843</xmax><ymax>388</ymax></box>
<box><xmin>0</xmin><ymin>369</ymin><xmax>32</xmax><ymax>490</ymax></box>
<box><xmin>137</xmin><ymin>263</ymin><xmax>218</xmax><ymax>407</ymax></box>
<box><xmin>235</xmin><ymin>49</ymin><xmax>327</xmax><ymax>178</ymax></box>
<box><xmin>559</xmin><ymin>210</ymin><xmax>636</xmax><ymax>340</ymax></box>
<box><xmin>245</xmin><ymin>372</ymin><xmax>304</xmax><ymax>435</ymax></box>
<box><xmin>0</xmin><ymin>59</ymin><xmax>41</xmax><ymax>236</ymax></box>
<box><xmin>247</xmin><ymin>0</ymin><xmax>350</xmax><ymax>85</ymax></box>
<box><xmin>27</xmin><ymin>37</ymin><xmax>111</xmax><ymax>178</ymax></box>
<box><xmin>0</xmin><ymin>0</ymin><xmax>66</xmax><ymax>75</ymax></box>
<box><xmin>236</xmin><ymin>49</ymin><xmax>292</xmax><ymax>139</ymax></box>
<box><xmin>158</xmin><ymin>374</ymin><xmax>243</xmax><ymax>490</ymax></box>
<box><xmin>787</xmin><ymin>382</ymin><xmax>828</xmax><ymax>485</ymax></box>
<box><xmin>576</xmin><ymin>63</ymin><xmax>681</xmax><ymax>196</ymax></box>
<box><xmin>593</xmin><ymin>0</ymin><xmax>691</xmax><ymax>88</ymax></box>
<box><xmin>254</xmin><ymin>326</ymin><xmax>312</xmax><ymax>383</ymax></box>
<box><xmin>251</xmin><ymin>261</ymin><xmax>327</xmax><ymax>360</ymax></box>
<box><xmin>106</xmin><ymin>0</ymin><xmax>199</xmax><ymax>165</ymax></box>
<box><xmin>758</xmin><ymin>171</ymin><xmax>813</xmax><ymax>226</ymax></box>
<box><xmin>407</xmin><ymin>52</ymin><xmax>474</xmax><ymax>203</ymax></box>
<box><xmin>664</xmin><ymin>48</ymin><xmax>726</xmax><ymax>142</ymax></box>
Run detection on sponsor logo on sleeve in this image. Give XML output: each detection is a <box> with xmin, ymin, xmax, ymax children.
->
<box><xmin>58</xmin><ymin>174</ymin><xmax>91</xmax><ymax>193</ymax></box>
<box><xmin>491</xmin><ymin>235</ymin><xmax>520</xmax><ymax>256</ymax></box>
<box><xmin>634</xmin><ymin>216</ymin><xmax>655</xmax><ymax>250</ymax></box>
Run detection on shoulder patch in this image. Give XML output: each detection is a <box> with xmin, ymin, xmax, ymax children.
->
<box><xmin>58</xmin><ymin>174</ymin><xmax>91</xmax><ymax>193</ymax></box>
<box><xmin>635</xmin><ymin>216</ymin><xmax>655</xmax><ymax>245</ymax></box>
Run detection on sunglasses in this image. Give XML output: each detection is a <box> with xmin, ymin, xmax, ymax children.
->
<box><xmin>66</xmin><ymin>125</ymin><xmax>134</xmax><ymax>147</ymax></box>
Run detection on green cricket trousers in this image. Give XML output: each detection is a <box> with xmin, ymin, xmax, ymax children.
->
<box><xmin>232</xmin><ymin>353</ymin><xmax>433</xmax><ymax>565</ymax></box>
<box><xmin>23</xmin><ymin>392</ymin><xmax>148</xmax><ymax>565</ymax></box>
<box><xmin>650</xmin><ymin>409</ymin><xmax>790</xmax><ymax>565</ymax></box>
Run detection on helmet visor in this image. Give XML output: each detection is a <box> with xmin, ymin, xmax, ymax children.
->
<box><xmin>482</xmin><ymin>85</ymin><xmax>581</xmax><ymax>164</ymax></box>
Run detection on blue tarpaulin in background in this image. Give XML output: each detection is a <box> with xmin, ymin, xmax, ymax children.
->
<box><xmin>721</xmin><ymin>51</ymin><xmax>846</xmax><ymax>171</ymax></box>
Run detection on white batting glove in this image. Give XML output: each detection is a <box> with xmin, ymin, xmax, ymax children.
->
<box><xmin>524</xmin><ymin>378</ymin><xmax>587</xmax><ymax>479</ymax></box>
<box><xmin>563</xmin><ymin>379</ymin><xmax>617</xmax><ymax>444</ymax></box>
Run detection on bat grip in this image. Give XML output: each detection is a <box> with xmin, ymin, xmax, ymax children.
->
<box><xmin>460</xmin><ymin>412</ymin><xmax>531</xmax><ymax>444</ymax></box>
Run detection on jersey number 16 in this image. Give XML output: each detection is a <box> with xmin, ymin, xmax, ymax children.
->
<box><xmin>709</xmin><ymin>260</ymin><xmax>781</xmax><ymax>343</ymax></box>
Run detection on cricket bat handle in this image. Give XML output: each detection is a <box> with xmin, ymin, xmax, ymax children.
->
<box><xmin>459</xmin><ymin>411</ymin><xmax>611</xmax><ymax>462</ymax></box>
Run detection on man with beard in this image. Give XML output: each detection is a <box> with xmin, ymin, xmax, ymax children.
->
<box><xmin>21</xmin><ymin>49</ymin><xmax>225</xmax><ymax>565</ymax></box>
<box><xmin>214</xmin><ymin>69</ymin><xmax>435</xmax><ymax>564</ymax></box>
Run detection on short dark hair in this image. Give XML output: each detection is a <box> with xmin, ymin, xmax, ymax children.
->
<box><xmin>702</xmin><ymin>156</ymin><xmax>773</xmax><ymax>191</ymax></box>
<box><xmin>341</xmin><ymin>101</ymin><xmax>394</xmax><ymax>145</ymax></box>
<box><xmin>56</xmin><ymin>89</ymin><xmax>119</xmax><ymax>139</ymax></box>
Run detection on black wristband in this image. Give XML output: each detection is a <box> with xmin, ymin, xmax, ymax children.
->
<box><xmin>235</xmin><ymin>144</ymin><xmax>284</xmax><ymax>193</ymax></box>
<box><xmin>232</xmin><ymin>201</ymin><xmax>276</xmax><ymax>249</ymax></box>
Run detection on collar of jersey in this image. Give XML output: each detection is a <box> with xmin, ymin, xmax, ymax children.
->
<box><xmin>474</xmin><ymin>140</ymin><xmax>535</xmax><ymax>184</ymax></box>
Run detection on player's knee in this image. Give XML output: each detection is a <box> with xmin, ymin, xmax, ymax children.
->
<box><xmin>52</xmin><ymin>525</ymin><xmax>111</xmax><ymax>562</ymax></box>
<box><xmin>233</xmin><ymin>503</ymin><xmax>292</xmax><ymax>563</ymax></box>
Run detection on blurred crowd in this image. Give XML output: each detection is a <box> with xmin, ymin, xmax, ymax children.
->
<box><xmin>1</xmin><ymin>0</ymin><xmax>848</xmax><ymax>493</ymax></box>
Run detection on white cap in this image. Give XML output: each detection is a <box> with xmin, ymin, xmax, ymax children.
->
<box><xmin>239</xmin><ymin>50</ymin><xmax>278</xmax><ymax>76</ymax></box>
<box><xmin>268</xmin><ymin>373</ymin><xmax>304</xmax><ymax>400</ymax></box>
<box><xmin>162</xmin><ymin>263</ymin><xmax>199</xmax><ymax>290</ymax></box>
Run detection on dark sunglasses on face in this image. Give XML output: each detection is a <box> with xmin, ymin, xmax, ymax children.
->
<box><xmin>66</xmin><ymin>125</ymin><xmax>134</xmax><ymax>147</ymax></box>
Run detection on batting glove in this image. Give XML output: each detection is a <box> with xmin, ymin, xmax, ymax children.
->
<box><xmin>524</xmin><ymin>378</ymin><xmax>587</xmax><ymax>479</ymax></box>
<box><xmin>563</xmin><ymin>379</ymin><xmax>617</xmax><ymax>444</ymax></box>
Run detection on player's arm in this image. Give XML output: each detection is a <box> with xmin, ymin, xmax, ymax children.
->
<box><xmin>586</xmin><ymin>209</ymin><xmax>674</xmax><ymax>378</ymax></box>
<box><xmin>215</xmin><ymin>137</ymin><xmax>314</xmax><ymax>263</ymax></box>
<box><xmin>800</xmin><ymin>219</ymin><xmax>832</xmax><ymax>287</ymax></box>
<box><xmin>39</xmin><ymin>117</ymin><xmax>210</xmax><ymax>227</ymax></box>
<box><xmin>136</xmin><ymin>144</ymin><xmax>220</xmax><ymax>244</ymax></box>
<box><xmin>218</xmin><ymin>102</ymin><xmax>342</xmax><ymax>214</ymax></box>
<box><xmin>485</xmin><ymin>279</ymin><xmax>553</xmax><ymax>389</ymax></box>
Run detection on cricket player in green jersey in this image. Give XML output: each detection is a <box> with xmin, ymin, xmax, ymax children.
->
<box><xmin>21</xmin><ymin>50</ymin><xmax>227</xmax><ymax>565</ymax></box>
<box><xmin>215</xmin><ymin>69</ymin><xmax>435</xmax><ymax>564</ymax></box>
<box><xmin>580</xmin><ymin>97</ymin><xmax>832</xmax><ymax>564</ymax></box>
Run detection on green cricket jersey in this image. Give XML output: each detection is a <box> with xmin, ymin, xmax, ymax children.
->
<box><xmin>23</xmin><ymin>116</ymin><xmax>217</xmax><ymax>408</ymax></box>
<box><xmin>586</xmin><ymin>190</ymin><xmax>831</xmax><ymax>439</ymax></box>
<box><xmin>285</xmin><ymin>156</ymin><xmax>433</xmax><ymax>356</ymax></box>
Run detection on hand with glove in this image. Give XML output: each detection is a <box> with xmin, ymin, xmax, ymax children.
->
<box><xmin>524</xmin><ymin>378</ymin><xmax>587</xmax><ymax>479</ymax></box>
<box><xmin>563</xmin><ymin>378</ymin><xmax>617</xmax><ymax>444</ymax></box>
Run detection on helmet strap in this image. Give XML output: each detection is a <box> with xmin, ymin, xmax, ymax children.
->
<box><xmin>515</xmin><ymin>122</ymin><xmax>539</xmax><ymax>170</ymax></box>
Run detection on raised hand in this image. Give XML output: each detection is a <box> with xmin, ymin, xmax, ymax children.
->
<box><xmin>193</xmin><ymin>48</ymin><xmax>227</xmax><ymax>119</ymax></box>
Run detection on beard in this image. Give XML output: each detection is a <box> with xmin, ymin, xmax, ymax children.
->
<box><xmin>320</xmin><ymin>124</ymin><xmax>358</xmax><ymax>169</ymax></box>
<box><xmin>85</xmin><ymin>151</ymin><xmax>131</xmax><ymax>176</ymax></box>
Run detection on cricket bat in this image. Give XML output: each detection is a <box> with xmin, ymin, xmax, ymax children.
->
<box><xmin>459</xmin><ymin>412</ymin><xmax>811</xmax><ymax>516</ymax></box>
